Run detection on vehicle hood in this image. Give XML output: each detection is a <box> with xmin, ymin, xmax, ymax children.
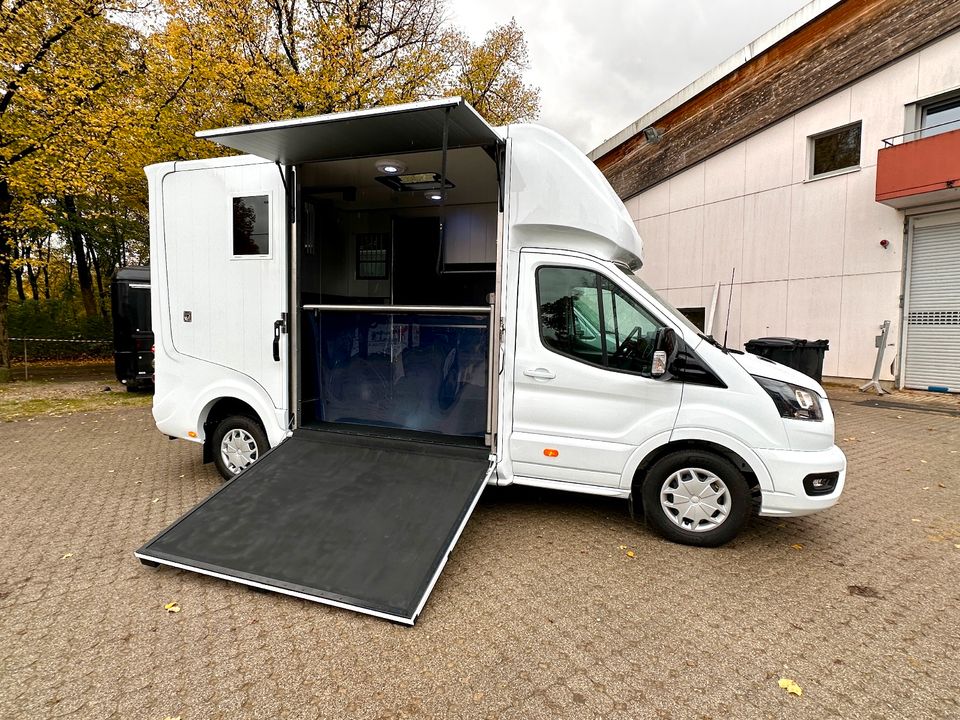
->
<box><xmin>731</xmin><ymin>351</ymin><xmax>827</xmax><ymax>398</ymax></box>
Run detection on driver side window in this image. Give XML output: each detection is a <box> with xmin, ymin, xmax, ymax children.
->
<box><xmin>536</xmin><ymin>266</ymin><xmax>664</xmax><ymax>375</ymax></box>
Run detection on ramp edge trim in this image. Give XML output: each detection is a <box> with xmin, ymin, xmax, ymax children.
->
<box><xmin>411</xmin><ymin>459</ymin><xmax>495</xmax><ymax>623</ymax></box>
<box><xmin>132</xmin><ymin>551</ymin><xmax>415</xmax><ymax>625</ymax></box>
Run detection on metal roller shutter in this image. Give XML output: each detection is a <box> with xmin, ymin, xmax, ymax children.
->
<box><xmin>904</xmin><ymin>218</ymin><xmax>960</xmax><ymax>392</ymax></box>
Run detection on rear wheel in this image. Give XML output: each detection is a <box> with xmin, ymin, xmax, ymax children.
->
<box><xmin>641</xmin><ymin>451</ymin><xmax>750</xmax><ymax>547</ymax></box>
<box><xmin>211</xmin><ymin>415</ymin><xmax>268</xmax><ymax>480</ymax></box>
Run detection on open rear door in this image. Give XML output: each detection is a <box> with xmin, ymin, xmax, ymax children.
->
<box><xmin>136</xmin><ymin>429</ymin><xmax>491</xmax><ymax>624</ymax></box>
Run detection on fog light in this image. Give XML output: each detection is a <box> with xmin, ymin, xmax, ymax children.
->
<box><xmin>803</xmin><ymin>472</ymin><xmax>839</xmax><ymax>496</ymax></box>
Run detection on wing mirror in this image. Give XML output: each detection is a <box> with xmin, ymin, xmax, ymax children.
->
<box><xmin>651</xmin><ymin>327</ymin><xmax>679</xmax><ymax>378</ymax></box>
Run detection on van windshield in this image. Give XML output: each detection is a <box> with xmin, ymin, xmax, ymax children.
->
<box><xmin>623</xmin><ymin>272</ymin><xmax>703</xmax><ymax>336</ymax></box>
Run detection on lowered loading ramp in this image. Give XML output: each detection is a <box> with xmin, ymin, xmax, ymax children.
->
<box><xmin>136</xmin><ymin>430</ymin><xmax>491</xmax><ymax>624</ymax></box>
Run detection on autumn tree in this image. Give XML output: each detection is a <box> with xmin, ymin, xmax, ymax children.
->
<box><xmin>145</xmin><ymin>0</ymin><xmax>537</xmax><ymax>150</ymax></box>
<box><xmin>1</xmin><ymin>0</ymin><xmax>538</xmax><ymax>378</ymax></box>
<box><xmin>445</xmin><ymin>19</ymin><xmax>539</xmax><ymax>125</ymax></box>
<box><xmin>0</xmin><ymin>0</ymin><xmax>145</xmax><ymax>379</ymax></box>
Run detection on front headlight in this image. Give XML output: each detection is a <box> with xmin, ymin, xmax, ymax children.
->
<box><xmin>752</xmin><ymin>375</ymin><xmax>824</xmax><ymax>421</ymax></box>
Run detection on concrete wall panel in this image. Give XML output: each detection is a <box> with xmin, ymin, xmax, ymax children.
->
<box><xmin>667</xmin><ymin>207</ymin><xmax>704</xmax><ymax>290</ymax></box>
<box><xmin>842</xmin><ymin>165</ymin><xmax>905</xmax><ymax>275</ymax></box>
<box><xmin>837</xmin><ymin>272</ymin><xmax>902</xmax><ymax>380</ymax></box>
<box><xmin>668</xmin><ymin>163</ymin><xmax>705</xmax><ymax>212</ymax></box>
<box><xmin>740</xmin><ymin>280</ymin><xmax>788</xmax><ymax>342</ymax></box>
<box><xmin>704</xmin><ymin>144</ymin><xmax>746</xmax><ymax>204</ymax></box>
<box><xmin>742</xmin><ymin>187</ymin><xmax>792</xmax><ymax>283</ymax></box>
<box><xmin>786</xmin><ymin>276</ymin><xmax>843</xmax><ymax>376</ymax></box>
<box><xmin>787</xmin><ymin>176</ymin><xmax>847</xmax><ymax>279</ymax></box>
<box><xmin>703</xmin><ymin>197</ymin><xmax>744</xmax><ymax>287</ymax></box>
<box><xmin>744</xmin><ymin>118</ymin><xmax>795</xmax><ymax>195</ymax></box>
<box><xmin>635</xmin><ymin>215</ymin><xmax>669</xmax><ymax>289</ymax></box>
<box><xmin>917</xmin><ymin>32</ymin><xmax>960</xmax><ymax>99</ymax></box>
<box><xmin>633</xmin><ymin>181</ymin><xmax>670</xmax><ymax>220</ymax></box>
<box><xmin>851</xmin><ymin>55</ymin><xmax>920</xmax><ymax>162</ymax></box>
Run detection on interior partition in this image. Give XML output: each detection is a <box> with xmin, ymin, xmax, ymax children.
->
<box><xmin>296</xmin><ymin>145</ymin><xmax>500</xmax><ymax>442</ymax></box>
<box><xmin>301</xmin><ymin>308</ymin><xmax>490</xmax><ymax>438</ymax></box>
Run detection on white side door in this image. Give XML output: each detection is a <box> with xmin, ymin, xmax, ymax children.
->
<box><xmin>510</xmin><ymin>251</ymin><xmax>683</xmax><ymax>487</ymax></box>
<box><xmin>162</xmin><ymin>160</ymin><xmax>288</xmax><ymax>411</ymax></box>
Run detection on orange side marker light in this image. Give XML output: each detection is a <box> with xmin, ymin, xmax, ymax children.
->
<box><xmin>543</xmin><ymin>448</ymin><xmax>559</xmax><ymax>458</ymax></box>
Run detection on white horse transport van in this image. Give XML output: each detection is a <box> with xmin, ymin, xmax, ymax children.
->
<box><xmin>136</xmin><ymin>99</ymin><xmax>846</xmax><ymax>624</ymax></box>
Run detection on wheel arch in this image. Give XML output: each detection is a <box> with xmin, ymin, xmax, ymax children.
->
<box><xmin>200</xmin><ymin>397</ymin><xmax>269</xmax><ymax>464</ymax></box>
<box><xmin>626</xmin><ymin>432</ymin><xmax>772</xmax><ymax>515</ymax></box>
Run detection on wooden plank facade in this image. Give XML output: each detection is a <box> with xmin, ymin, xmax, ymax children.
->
<box><xmin>594</xmin><ymin>0</ymin><xmax>960</xmax><ymax>199</ymax></box>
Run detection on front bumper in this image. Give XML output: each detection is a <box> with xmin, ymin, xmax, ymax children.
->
<box><xmin>756</xmin><ymin>444</ymin><xmax>847</xmax><ymax>517</ymax></box>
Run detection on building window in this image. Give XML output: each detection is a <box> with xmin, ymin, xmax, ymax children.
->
<box><xmin>356</xmin><ymin>233</ymin><xmax>389</xmax><ymax>279</ymax></box>
<box><xmin>921</xmin><ymin>96</ymin><xmax>960</xmax><ymax>138</ymax></box>
<box><xmin>677</xmin><ymin>307</ymin><xmax>705</xmax><ymax>331</ymax></box>
<box><xmin>809</xmin><ymin>122</ymin><xmax>861</xmax><ymax>178</ymax></box>
<box><xmin>232</xmin><ymin>195</ymin><xmax>269</xmax><ymax>256</ymax></box>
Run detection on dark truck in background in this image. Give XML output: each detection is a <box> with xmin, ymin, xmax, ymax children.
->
<box><xmin>111</xmin><ymin>266</ymin><xmax>153</xmax><ymax>391</ymax></box>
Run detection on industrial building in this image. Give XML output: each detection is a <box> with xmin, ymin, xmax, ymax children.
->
<box><xmin>591</xmin><ymin>0</ymin><xmax>960</xmax><ymax>390</ymax></box>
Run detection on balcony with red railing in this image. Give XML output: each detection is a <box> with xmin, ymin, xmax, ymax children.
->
<box><xmin>876</xmin><ymin>122</ymin><xmax>960</xmax><ymax>208</ymax></box>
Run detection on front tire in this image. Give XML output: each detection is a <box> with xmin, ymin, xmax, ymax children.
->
<box><xmin>211</xmin><ymin>415</ymin><xmax>268</xmax><ymax>480</ymax></box>
<box><xmin>641</xmin><ymin>451</ymin><xmax>750</xmax><ymax>547</ymax></box>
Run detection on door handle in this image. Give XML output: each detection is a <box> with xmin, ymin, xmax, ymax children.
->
<box><xmin>523</xmin><ymin>367</ymin><xmax>556</xmax><ymax>381</ymax></box>
<box><xmin>272</xmin><ymin>320</ymin><xmax>282</xmax><ymax>362</ymax></box>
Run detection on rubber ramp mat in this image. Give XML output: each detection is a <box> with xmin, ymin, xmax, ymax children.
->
<box><xmin>136</xmin><ymin>430</ymin><xmax>490</xmax><ymax>624</ymax></box>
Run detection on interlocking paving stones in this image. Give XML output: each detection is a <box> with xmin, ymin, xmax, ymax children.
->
<box><xmin>1</xmin><ymin>386</ymin><xmax>958</xmax><ymax>719</ymax></box>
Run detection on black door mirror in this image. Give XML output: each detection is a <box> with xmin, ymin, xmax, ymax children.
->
<box><xmin>652</xmin><ymin>327</ymin><xmax>679</xmax><ymax>378</ymax></box>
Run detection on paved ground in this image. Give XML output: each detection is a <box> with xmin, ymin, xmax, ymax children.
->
<box><xmin>1</xmin><ymin>387</ymin><xmax>958</xmax><ymax>719</ymax></box>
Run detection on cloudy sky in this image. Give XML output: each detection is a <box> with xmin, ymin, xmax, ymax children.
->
<box><xmin>447</xmin><ymin>0</ymin><xmax>812</xmax><ymax>152</ymax></box>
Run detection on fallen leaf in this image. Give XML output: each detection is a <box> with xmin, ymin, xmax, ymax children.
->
<box><xmin>920</xmin><ymin>460</ymin><xmax>928</xmax><ymax>464</ymax></box>
<box><xmin>911</xmin><ymin>518</ymin><xmax>921</xmax><ymax>523</ymax></box>
<box><xmin>617</xmin><ymin>545</ymin><xmax>627</xmax><ymax>550</ymax></box>
<box><xmin>922</xmin><ymin>486</ymin><xmax>930</xmax><ymax>491</ymax></box>
<box><xmin>626</xmin><ymin>550</ymin><xmax>635</xmax><ymax>558</ymax></box>
<box><xmin>939</xmin><ymin>483</ymin><xmax>948</xmax><ymax>488</ymax></box>
<box><xmin>848</xmin><ymin>585</ymin><xmax>883</xmax><ymax>599</ymax></box>
<box><xmin>164</xmin><ymin>601</ymin><xmax>181</xmax><ymax>613</ymax></box>
<box><xmin>60</xmin><ymin>553</ymin><xmax>73</xmax><ymax>560</ymax></box>
<box><xmin>778</xmin><ymin>678</ymin><xmax>802</xmax><ymax>696</ymax></box>
<box><xmin>791</xmin><ymin>543</ymin><xmax>804</xmax><ymax>551</ymax></box>
<box><xmin>152</xmin><ymin>498</ymin><xmax>159</xmax><ymax>504</ymax></box>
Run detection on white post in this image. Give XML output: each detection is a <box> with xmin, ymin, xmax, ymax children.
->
<box><xmin>859</xmin><ymin>320</ymin><xmax>891</xmax><ymax>395</ymax></box>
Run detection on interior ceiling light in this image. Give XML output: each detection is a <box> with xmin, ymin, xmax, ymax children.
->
<box><xmin>425</xmin><ymin>191</ymin><xmax>443</xmax><ymax>201</ymax></box>
<box><xmin>375</xmin><ymin>172</ymin><xmax>455</xmax><ymax>193</ymax></box>
<box><xmin>375</xmin><ymin>159</ymin><xmax>406</xmax><ymax>174</ymax></box>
